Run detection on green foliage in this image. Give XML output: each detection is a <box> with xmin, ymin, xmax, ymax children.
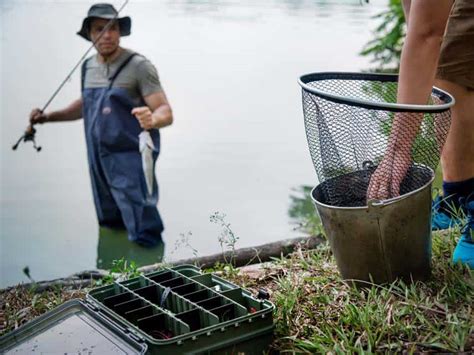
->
<box><xmin>96</xmin><ymin>258</ymin><xmax>141</xmax><ymax>286</ymax></box>
<box><xmin>274</xmin><ymin>275</ymin><xmax>302</xmax><ymax>335</ymax></box>
<box><xmin>110</xmin><ymin>258</ymin><xmax>140</xmax><ymax>277</ymax></box>
<box><xmin>362</xmin><ymin>80</ymin><xmax>398</xmax><ymax>105</ymax></box>
<box><xmin>361</xmin><ymin>0</ymin><xmax>405</xmax><ymax>71</ymax></box>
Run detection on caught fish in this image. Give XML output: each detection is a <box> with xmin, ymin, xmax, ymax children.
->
<box><xmin>139</xmin><ymin>131</ymin><xmax>154</xmax><ymax>196</ymax></box>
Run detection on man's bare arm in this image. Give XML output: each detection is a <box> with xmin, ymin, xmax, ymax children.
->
<box><xmin>132</xmin><ymin>91</ymin><xmax>173</xmax><ymax>130</ymax></box>
<box><xmin>30</xmin><ymin>98</ymin><xmax>83</xmax><ymax>124</ymax></box>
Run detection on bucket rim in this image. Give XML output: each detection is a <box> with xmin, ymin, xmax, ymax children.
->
<box><xmin>311</xmin><ymin>166</ymin><xmax>435</xmax><ymax>210</ymax></box>
<box><xmin>298</xmin><ymin>72</ymin><xmax>455</xmax><ymax>113</ymax></box>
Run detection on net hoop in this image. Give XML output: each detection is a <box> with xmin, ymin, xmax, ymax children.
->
<box><xmin>298</xmin><ymin>72</ymin><xmax>455</xmax><ymax>113</ymax></box>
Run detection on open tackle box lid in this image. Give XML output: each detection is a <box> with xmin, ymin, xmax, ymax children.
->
<box><xmin>0</xmin><ymin>298</ymin><xmax>147</xmax><ymax>354</ymax></box>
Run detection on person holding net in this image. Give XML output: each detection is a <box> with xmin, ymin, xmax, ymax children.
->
<box><xmin>367</xmin><ymin>0</ymin><xmax>473</xmax><ymax>268</ymax></box>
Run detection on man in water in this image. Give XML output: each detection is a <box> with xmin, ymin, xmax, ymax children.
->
<box><xmin>30</xmin><ymin>3</ymin><xmax>172</xmax><ymax>247</ymax></box>
<box><xmin>367</xmin><ymin>0</ymin><xmax>473</xmax><ymax>268</ymax></box>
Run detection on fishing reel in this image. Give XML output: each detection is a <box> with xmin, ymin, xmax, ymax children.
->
<box><xmin>11</xmin><ymin>0</ymin><xmax>128</xmax><ymax>154</ymax></box>
<box><xmin>12</xmin><ymin>125</ymin><xmax>42</xmax><ymax>152</ymax></box>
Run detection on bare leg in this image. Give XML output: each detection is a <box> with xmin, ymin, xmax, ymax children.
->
<box><xmin>435</xmin><ymin>79</ymin><xmax>474</xmax><ymax>182</ymax></box>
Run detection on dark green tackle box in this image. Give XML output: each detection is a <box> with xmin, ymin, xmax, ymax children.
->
<box><xmin>0</xmin><ymin>265</ymin><xmax>275</xmax><ymax>354</ymax></box>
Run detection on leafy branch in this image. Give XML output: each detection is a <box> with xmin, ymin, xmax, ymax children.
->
<box><xmin>361</xmin><ymin>0</ymin><xmax>405</xmax><ymax>72</ymax></box>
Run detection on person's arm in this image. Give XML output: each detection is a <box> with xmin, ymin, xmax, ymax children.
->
<box><xmin>131</xmin><ymin>59</ymin><xmax>173</xmax><ymax>130</ymax></box>
<box><xmin>132</xmin><ymin>91</ymin><xmax>173</xmax><ymax>130</ymax></box>
<box><xmin>390</xmin><ymin>0</ymin><xmax>453</xmax><ymax>157</ymax></box>
<box><xmin>367</xmin><ymin>0</ymin><xmax>453</xmax><ymax>200</ymax></box>
<box><xmin>29</xmin><ymin>98</ymin><xmax>83</xmax><ymax>125</ymax></box>
<box><xmin>397</xmin><ymin>1</ymin><xmax>452</xmax><ymax>105</ymax></box>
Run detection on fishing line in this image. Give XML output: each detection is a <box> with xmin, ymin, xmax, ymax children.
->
<box><xmin>12</xmin><ymin>0</ymin><xmax>130</xmax><ymax>151</ymax></box>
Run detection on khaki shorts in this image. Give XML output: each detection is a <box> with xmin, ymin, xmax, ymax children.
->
<box><xmin>436</xmin><ymin>0</ymin><xmax>474</xmax><ymax>90</ymax></box>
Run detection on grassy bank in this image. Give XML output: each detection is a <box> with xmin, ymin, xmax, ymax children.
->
<box><xmin>226</xmin><ymin>228</ymin><xmax>473</xmax><ymax>353</ymax></box>
<box><xmin>2</xmin><ymin>227</ymin><xmax>472</xmax><ymax>353</ymax></box>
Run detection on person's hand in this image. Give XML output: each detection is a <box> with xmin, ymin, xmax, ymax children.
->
<box><xmin>132</xmin><ymin>106</ymin><xmax>156</xmax><ymax>130</ymax></box>
<box><xmin>367</xmin><ymin>148</ymin><xmax>412</xmax><ymax>201</ymax></box>
<box><xmin>29</xmin><ymin>108</ymin><xmax>48</xmax><ymax>125</ymax></box>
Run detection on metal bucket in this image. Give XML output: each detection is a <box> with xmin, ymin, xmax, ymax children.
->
<box><xmin>311</xmin><ymin>166</ymin><xmax>435</xmax><ymax>284</ymax></box>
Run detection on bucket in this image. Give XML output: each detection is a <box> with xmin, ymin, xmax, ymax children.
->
<box><xmin>298</xmin><ymin>72</ymin><xmax>454</xmax><ymax>284</ymax></box>
<box><xmin>311</xmin><ymin>165</ymin><xmax>434</xmax><ymax>283</ymax></box>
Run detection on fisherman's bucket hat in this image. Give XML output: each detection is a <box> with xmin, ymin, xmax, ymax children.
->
<box><xmin>77</xmin><ymin>3</ymin><xmax>131</xmax><ymax>41</ymax></box>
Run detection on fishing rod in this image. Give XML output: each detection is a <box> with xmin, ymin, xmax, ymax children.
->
<box><xmin>12</xmin><ymin>0</ymin><xmax>130</xmax><ymax>152</ymax></box>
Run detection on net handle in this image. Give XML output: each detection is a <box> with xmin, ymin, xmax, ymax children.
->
<box><xmin>298</xmin><ymin>72</ymin><xmax>455</xmax><ymax>113</ymax></box>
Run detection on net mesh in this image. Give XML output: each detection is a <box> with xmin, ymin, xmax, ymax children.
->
<box><xmin>301</xmin><ymin>74</ymin><xmax>452</xmax><ymax>207</ymax></box>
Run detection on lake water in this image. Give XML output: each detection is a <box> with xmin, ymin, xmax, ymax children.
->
<box><xmin>0</xmin><ymin>0</ymin><xmax>387</xmax><ymax>288</ymax></box>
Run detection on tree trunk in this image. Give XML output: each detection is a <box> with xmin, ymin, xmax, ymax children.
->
<box><xmin>3</xmin><ymin>235</ymin><xmax>324</xmax><ymax>293</ymax></box>
<box><xmin>141</xmin><ymin>234</ymin><xmax>324</xmax><ymax>272</ymax></box>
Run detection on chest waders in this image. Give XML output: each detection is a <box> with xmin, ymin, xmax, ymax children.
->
<box><xmin>81</xmin><ymin>54</ymin><xmax>163</xmax><ymax>247</ymax></box>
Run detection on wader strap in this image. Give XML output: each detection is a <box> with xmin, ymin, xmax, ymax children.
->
<box><xmin>108</xmin><ymin>53</ymin><xmax>138</xmax><ymax>89</ymax></box>
<box><xmin>80</xmin><ymin>58</ymin><xmax>91</xmax><ymax>92</ymax></box>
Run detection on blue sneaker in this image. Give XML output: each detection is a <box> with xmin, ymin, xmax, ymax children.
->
<box><xmin>452</xmin><ymin>194</ymin><xmax>474</xmax><ymax>269</ymax></box>
<box><xmin>431</xmin><ymin>194</ymin><xmax>464</xmax><ymax>231</ymax></box>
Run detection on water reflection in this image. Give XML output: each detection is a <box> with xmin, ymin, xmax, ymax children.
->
<box><xmin>97</xmin><ymin>227</ymin><xmax>165</xmax><ymax>269</ymax></box>
<box><xmin>288</xmin><ymin>185</ymin><xmax>322</xmax><ymax>235</ymax></box>
<box><xmin>165</xmin><ymin>0</ymin><xmax>370</xmax><ymax>13</ymax></box>
<box><xmin>163</xmin><ymin>0</ymin><xmax>372</xmax><ymax>21</ymax></box>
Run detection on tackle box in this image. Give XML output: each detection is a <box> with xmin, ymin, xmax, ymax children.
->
<box><xmin>0</xmin><ymin>265</ymin><xmax>275</xmax><ymax>354</ymax></box>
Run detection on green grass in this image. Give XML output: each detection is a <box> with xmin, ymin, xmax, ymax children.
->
<box><xmin>2</xmin><ymin>216</ymin><xmax>473</xmax><ymax>353</ymax></box>
<box><xmin>227</xmin><ymin>226</ymin><xmax>473</xmax><ymax>353</ymax></box>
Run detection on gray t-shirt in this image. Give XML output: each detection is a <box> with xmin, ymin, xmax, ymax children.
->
<box><xmin>83</xmin><ymin>48</ymin><xmax>162</xmax><ymax>101</ymax></box>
